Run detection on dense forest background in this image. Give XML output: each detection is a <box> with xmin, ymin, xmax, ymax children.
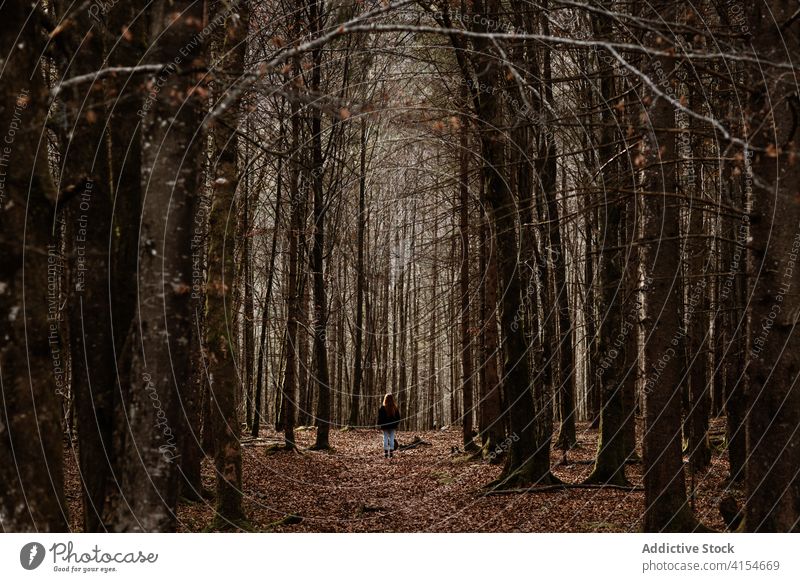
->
<box><xmin>1</xmin><ymin>0</ymin><xmax>799</xmax><ymax>533</ymax></box>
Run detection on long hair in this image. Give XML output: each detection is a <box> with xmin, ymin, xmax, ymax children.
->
<box><xmin>383</xmin><ymin>393</ymin><xmax>398</xmax><ymax>417</ymax></box>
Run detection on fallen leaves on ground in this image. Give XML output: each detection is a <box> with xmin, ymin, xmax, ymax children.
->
<box><xmin>62</xmin><ymin>420</ymin><xmax>741</xmax><ymax>532</ymax></box>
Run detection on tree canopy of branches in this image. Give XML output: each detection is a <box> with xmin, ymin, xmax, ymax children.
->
<box><xmin>1</xmin><ymin>0</ymin><xmax>799</xmax><ymax>533</ymax></box>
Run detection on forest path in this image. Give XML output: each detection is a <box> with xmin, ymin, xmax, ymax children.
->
<box><xmin>62</xmin><ymin>424</ymin><xmax>733</xmax><ymax>532</ymax></box>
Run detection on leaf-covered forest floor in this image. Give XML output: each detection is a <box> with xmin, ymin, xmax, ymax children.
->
<box><xmin>63</xmin><ymin>420</ymin><xmax>741</xmax><ymax>532</ymax></box>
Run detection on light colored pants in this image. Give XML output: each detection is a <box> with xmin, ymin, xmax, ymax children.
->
<box><xmin>382</xmin><ymin>429</ymin><xmax>396</xmax><ymax>451</ymax></box>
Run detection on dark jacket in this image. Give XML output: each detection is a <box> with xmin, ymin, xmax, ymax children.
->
<box><xmin>377</xmin><ymin>405</ymin><xmax>400</xmax><ymax>430</ymax></box>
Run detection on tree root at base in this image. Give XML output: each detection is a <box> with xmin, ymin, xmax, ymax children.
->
<box><xmin>483</xmin><ymin>469</ymin><xmax>564</xmax><ymax>493</ymax></box>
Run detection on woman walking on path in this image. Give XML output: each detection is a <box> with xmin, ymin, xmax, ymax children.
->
<box><xmin>377</xmin><ymin>394</ymin><xmax>401</xmax><ymax>458</ymax></box>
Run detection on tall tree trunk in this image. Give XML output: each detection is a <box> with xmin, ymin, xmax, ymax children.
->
<box><xmin>410</xmin><ymin>250</ymin><xmax>420</xmax><ymax>430</ymax></box>
<box><xmin>310</xmin><ymin>0</ymin><xmax>331</xmax><ymax>449</ymax></box>
<box><xmin>539</xmin><ymin>9</ymin><xmax>576</xmax><ymax>451</ymax></box>
<box><xmin>621</xmin><ymin>54</ymin><xmax>642</xmax><ymax>463</ymax></box>
<box><xmin>253</xmin><ymin>131</ymin><xmax>284</xmax><ymax>438</ymax></box>
<box><xmin>103</xmin><ymin>0</ymin><xmax>148</xmax><ymax>512</ymax></box>
<box><xmin>448</xmin><ymin>226</ymin><xmax>457</xmax><ymax>425</ymax></box>
<box><xmin>206</xmin><ymin>0</ymin><xmax>249</xmax><ymax>528</ymax></box>
<box><xmin>743</xmin><ymin>0</ymin><xmax>800</xmax><ymax>532</ymax></box>
<box><xmin>479</xmin><ymin>209</ymin><xmax>503</xmax><ymax>461</ymax></box>
<box><xmin>622</xmin><ymin>198</ymin><xmax>640</xmax><ymax>462</ymax></box>
<box><xmin>242</xmin><ymin>153</ymin><xmax>255</xmax><ymax>429</ymax></box>
<box><xmin>349</xmin><ymin>120</ymin><xmax>367</xmax><ymax>426</ymax></box>
<box><xmin>585</xmin><ymin>2</ymin><xmax>628</xmax><ymax>485</ymax></box>
<box><xmin>639</xmin><ymin>14</ymin><xmax>700</xmax><ymax>530</ymax></box>
<box><xmin>54</xmin><ymin>2</ymin><xmax>142</xmax><ymax>530</ymax></box>
<box><xmin>182</xmin><ymin>79</ymin><xmax>209</xmax><ymax>501</ymax></box>
<box><xmin>297</xmin><ymin>258</ymin><xmax>311</xmax><ymax>426</ymax></box>
<box><xmin>183</xmin><ymin>277</ymin><xmax>207</xmax><ymax>501</ymax></box>
<box><xmin>722</xmin><ymin>162</ymin><xmax>747</xmax><ymax>482</ymax></box>
<box><xmin>459</xmin><ymin>117</ymin><xmax>477</xmax><ymax>452</ymax></box>
<box><xmin>0</xmin><ymin>0</ymin><xmax>69</xmax><ymax>531</ymax></box>
<box><xmin>468</xmin><ymin>0</ymin><xmax>554</xmax><ymax>486</ymax></box>
<box><xmin>427</xmin><ymin>213</ymin><xmax>439</xmax><ymax>429</ymax></box>
<box><xmin>104</xmin><ymin>0</ymin><xmax>206</xmax><ymax>531</ymax></box>
<box><xmin>585</xmin><ymin>188</ymin><xmax>629</xmax><ymax>486</ymax></box>
<box><xmin>584</xmin><ymin>208</ymin><xmax>600</xmax><ymax>429</ymax></box>
<box><xmin>280</xmin><ymin>96</ymin><xmax>302</xmax><ymax>449</ymax></box>
<box><xmin>402</xmin><ymin>205</ymin><xmax>416</xmax><ymax>428</ymax></box>
<box><xmin>684</xmin><ymin>193</ymin><xmax>712</xmax><ymax>473</ymax></box>
<box><xmin>396</xmin><ymin>221</ymin><xmax>409</xmax><ymax>420</ymax></box>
